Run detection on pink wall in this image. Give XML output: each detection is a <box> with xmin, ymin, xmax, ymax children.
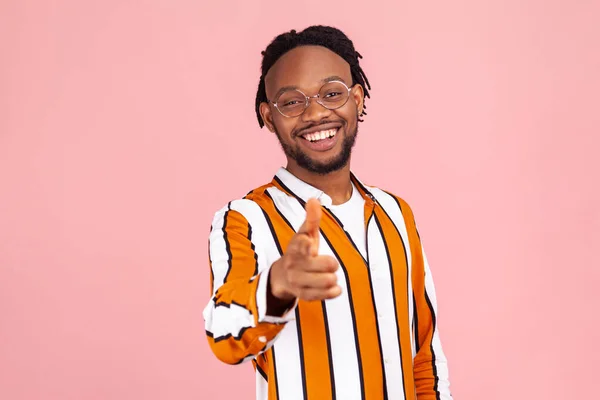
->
<box><xmin>1</xmin><ymin>1</ymin><xmax>599</xmax><ymax>399</ymax></box>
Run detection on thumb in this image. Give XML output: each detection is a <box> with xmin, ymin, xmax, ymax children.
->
<box><xmin>297</xmin><ymin>198</ymin><xmax>322</xmax><ymax>240</ymax></box>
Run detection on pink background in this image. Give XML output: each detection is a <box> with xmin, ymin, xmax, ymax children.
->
<box><xmin>1</xmin><ymin>1</ymin><xmax>599</xmax><ymax>399</ymax></box>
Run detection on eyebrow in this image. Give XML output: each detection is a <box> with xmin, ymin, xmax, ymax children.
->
<box><xmin>273</xmin><ymin>76</ymin><xmax>348</xmax><ymax>99</ymax></box>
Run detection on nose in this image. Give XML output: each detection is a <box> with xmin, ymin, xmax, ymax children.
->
<box><xmin>301</xmin><ymin>95</ymin><xmax>332</xmax><ymax>123</ymax></box>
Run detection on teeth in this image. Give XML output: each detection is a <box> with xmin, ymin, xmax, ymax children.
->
<box><xmin>303</xmin><ymin>129</ymin><xmax>337</xmax><ymax>142</ymax></box>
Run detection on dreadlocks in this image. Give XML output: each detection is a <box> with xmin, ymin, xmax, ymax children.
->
<box><xmin>255</xmin><ymin>25</ymin><xmax>371</xmax><ymax>128</ymax></box>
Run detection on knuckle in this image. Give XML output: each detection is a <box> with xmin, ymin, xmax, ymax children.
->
<box><xmin>298</xmin><ymin>289</ymin><xmax>310</xmax><ymax>300</ymax></box>
<box><xmin>327</xmin><ymin>273</ymin><xmax>337</xmax><ymax>286</ymax></box>
<box><xmin>287</xmin><ymin>272</ymin><xmax>299</xmax><ymax>289</ymax></box>
<box><xmin>328</xmin><ymin>258</ymin><xmax>338</xmax><ymax>269</ymax></box>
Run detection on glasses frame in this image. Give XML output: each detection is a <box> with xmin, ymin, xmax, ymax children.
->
<box><xmin>268</xmin><ymin>80</ymin><xmax>353</xmax><ymax>118</ymax></box>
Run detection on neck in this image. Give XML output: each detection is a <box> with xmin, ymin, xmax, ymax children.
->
<box><xmin>285</xmin><ymin>162</ymin><xmax>353</xmax><ymax>205</ymax></box>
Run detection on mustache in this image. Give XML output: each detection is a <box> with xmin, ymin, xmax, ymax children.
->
<box><xmin>293</xmin><ymin>120</ymin><xmax>346</xmax><ymax>137</ymax></box>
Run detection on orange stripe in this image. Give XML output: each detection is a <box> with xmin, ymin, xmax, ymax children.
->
<box><xmin>207</xmin><ymin>322</ymin><xmax>283</xmax><ymax>365</ymax></box>
<box><xmin>297</xmin><ymin>301</ymin><xmax>333</xmax><ymax>399</ymax></box>
<box><xmin>266</xmin><ymin>348</ymin><xmax>279</xmax><ymax>399</ymax></box>
<box><xmin>319</xmin><ymin>209</ymin><xmax>385</xmax><ymax>399</ymax></box>
<box><xmin>208</xmin><ymin>275</ymin><xmax>284</xmax><ymax>365</ymax></box>
<box><xmin>397</xmin><ymin>197</ymin><xmax>438</xmax><ymax>397</ymax></box>
<box><xmin>255</xmin><ymin>353</ymin><xmax>269</xmax><ymax>380</ymax></box>
<box><xmin>250</xmin><ymin>189</ymin><xmax>334</xmax><ymax>399</ymax></box>
<box><xmin>223</xmin><ymin>209</ymin><xmax>258</xmax><ymax>282</ymax></box>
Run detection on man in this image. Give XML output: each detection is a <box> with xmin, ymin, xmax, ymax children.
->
<box><xmin>203</xmin><ymin>25</ymin><xmax>453</xmax><ymax>400</ymax></box>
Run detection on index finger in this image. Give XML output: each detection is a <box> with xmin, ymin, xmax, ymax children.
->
<box><xmin>297</xmin><ymin>198</ymin><xmax>322</xmax><ymax>239</ymax></box>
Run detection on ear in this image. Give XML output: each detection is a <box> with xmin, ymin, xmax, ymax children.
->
<box><xmin>351</xmin><ymin>84</ymin><xmax>365</xmax><ymax>115</ymax></box>
<box><xmin>259</xmin><ymin>102</ymin><xmax>276</xmax><ymax>132</ymax></box>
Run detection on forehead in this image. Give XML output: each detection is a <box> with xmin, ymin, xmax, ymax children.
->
<box><xmin>264</xmin><ymin>45</ymin><xmax>352</xmax><ymax>98</ymax></box>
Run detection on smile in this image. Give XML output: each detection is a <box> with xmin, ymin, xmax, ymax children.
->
<box><xmin>301</xmin><ymin>128</ymin><xmax>338</xmax><ymax>142</ymax></box>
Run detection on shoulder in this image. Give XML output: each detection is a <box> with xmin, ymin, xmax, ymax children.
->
<box><xmin>209</xmin><ymin>182</ymin><xmax>278</xmax><ymax>227</ymax></box>
<box><xmin>361</xmin><ymin>182</ymin><xmax>417</xmax><ymax>220</ymax></box>
<box><xmin>363</xmin><ymin>183</ymin><xmax>424</xmax><ymax>248</ymax></box>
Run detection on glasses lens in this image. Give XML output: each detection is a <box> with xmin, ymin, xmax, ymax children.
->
<box><xmin>276</xmin><ymin>90</ymin><xmax>306</xmax><ymax>117</ymax></box>
<box><xmin>318</xmin><ymin>82</ymin><xmax>349</xmax><ymax>109</ymax></box>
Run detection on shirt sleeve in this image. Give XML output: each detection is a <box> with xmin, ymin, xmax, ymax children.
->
<box><xmin>202</xmin><ymin>204</ymin><xmax>297</xmax><ymax>365</ymax></box>
<box><xmin>399</xmin><ymin>198</ymin><xmax>453</xmax><ymax>399</ymax></box>
<box><xmin>412</xmin><ymin>246</ymin><xmax>453</xmax><ymax>399</ymax></box>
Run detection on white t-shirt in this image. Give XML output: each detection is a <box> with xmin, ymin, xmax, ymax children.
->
<box><xmin>327</xmin><ymin>183</ymin><xmax>367</xmax><ymax>259</ymax></box>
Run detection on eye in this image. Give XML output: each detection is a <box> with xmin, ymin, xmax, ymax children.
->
<box><xmin>324</xmin><ymin>91</ymin><xmax>342</xmax><ymax>98</ymax></box>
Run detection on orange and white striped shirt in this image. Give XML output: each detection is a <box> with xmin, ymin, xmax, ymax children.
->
<box><xmin>203</xmin><ymin>168</ymin><xmax>452</xmax><ymax>400</ymax></box>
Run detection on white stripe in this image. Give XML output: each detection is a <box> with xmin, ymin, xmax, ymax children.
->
<box><xmin>267</xmin><ymin>186</ymin><xmax>362</xmax><ymax>399</ymax></box>
<box><xmin>423</xmin><ymin>249</ymin><xmax>453</xmax><ymax>399</ymax></box>
<box><xmin>229</xmin><ymin>199</ymin><xmax>297</xmax><ymax>324</ymax></box>
<box><xmin>208</xmin><ymin>199</ymin><xmax>274</xmax><ymax>293</ymax></box>
<box><xmin>230</xmin><ymin>199</ymin><xmax>279</xmax><ymax>276</ymax></box>
<box><xmin>367</xmin><ymin>216</ymin><xmax>406</xmax><ymax>400</ymax></box>
<box><xmin>208</xmin><ymin>204</ymin><xmax>230</xmax><ymax>295</ymax></box>
<box><xmin>204</xmin><ymin>302</ymin><xmax>254</xmax><ymax>339</ymax></box>
<box><xmin>204</xmin><ymin>198</ymin><xmax>288</xmax><ymax>356</ymax></box>
<box><xmin>322</xmin><ymin>241</ymin><xmax>362</xmax><ymax>400</ymax></box>
<box><xmin>369</xmin><ymin>188</ymin><xmax>417</xmax><ymax>358</ymax></box>
<box><xmin>263</xmin><ymin>187</ymin><xmax>304</xmax><ymax>399</ymax></box>
<box><xmin>256</xmin><ymin>369</ymin><xmax>268</xmax><ymax>400</ymax></box>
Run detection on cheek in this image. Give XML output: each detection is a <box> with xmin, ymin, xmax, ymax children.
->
<box><xmin>272</xmin><ymin>115</ymin><xmax>297</xmax><ymax>137</ymax></box>
<box><xmin>336</xmin><ymin>104</ymin><xmax>358</xmax><ymax>125</ymax></box>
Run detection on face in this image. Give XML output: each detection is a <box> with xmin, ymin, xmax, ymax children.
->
<box><xmin>259</xmin><ymin>45</ymin><xmax>364</xmax><ymax>175</ymax></box>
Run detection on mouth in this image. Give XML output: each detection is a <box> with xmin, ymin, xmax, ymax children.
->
<box><xmin>299</xmin><ymin>127</ymin><xmax>340</xmax><ymax>152</ymax></box>
<box><xmin>301</xmin><ymin>128</ymin><xmax>338</xmax><ymax>142</ymax></box>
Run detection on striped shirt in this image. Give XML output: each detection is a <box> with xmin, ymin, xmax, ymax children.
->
<box><xmin>203</xmin><ymin>167</ymin><xmax>452</xmax><ymax>400</ymax></box>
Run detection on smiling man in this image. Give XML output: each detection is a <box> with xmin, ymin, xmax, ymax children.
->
<box><xmin>203</xmin><ymin>26</ymin><xmax>453</xmax><ymax>400</ymax></box>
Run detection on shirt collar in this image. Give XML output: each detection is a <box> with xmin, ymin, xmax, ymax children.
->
<box><xmin>273</xmin><ymin>167</ymin><xmax>376</xmax><ymax>207</ymax></box>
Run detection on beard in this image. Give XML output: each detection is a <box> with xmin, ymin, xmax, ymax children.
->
<box><xmin>274</xmin><ymin>122</ymin><xmax>358</xmax><ymax>175</ymax></box>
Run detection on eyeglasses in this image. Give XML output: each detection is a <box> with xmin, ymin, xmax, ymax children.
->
<box><xmin>268</xmin><ymin>80</ymin><xmax>352</xmax><ymax>118</ymax></box>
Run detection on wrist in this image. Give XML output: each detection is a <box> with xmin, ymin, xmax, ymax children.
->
<box><xmin>268</xmin><ymin>260</ymin><xmax>295</xmax><ymax>301</ymax></box>
<box><xmin>267</xmin><ymin>261</ymin><xmax>295</xmax><ymax>316</ymax></box>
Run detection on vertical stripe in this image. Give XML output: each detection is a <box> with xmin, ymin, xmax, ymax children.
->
<box><xmin>208</xmin><ymin>206</ymin><xmax>230</xmax><ymax>292</ymax></box>
<box><xmin>321</xmin><ymin>302</ymin><xmax>337</xmax><ymax>400</ymax></box>
<box><xmin>369</xmin><ymin>214</ymin><xmax>408</xmax><ymax>400</ymax></box>
<box><xmin>398</xmin><ymin>197</ymin><xmax>451</xmax><ymax>398</ymax></box>
<box><xmin>294</xmin><ymin>308</ymin><xmax>308</xmax><ymax>400</ymax></box>
<box><xmin>230</xmin><ymin>199</ymin><xmax>281</xmax><ymax>276</ymax></box>
<box><xmin>413</xmin><ymin>293</ymin><xmax>420</xmax><ymax>354</ymax></box>
<box><xmin>321</xmin><ymin>233</ymin><xmax>367</xmax><ymax>400</ymax></box>
<box><xmin>320</xmin><ymin>218</ymin><xmax>383</xmax><ymax>399</ymax></box>
<box><xmin>250</xmin><ymin>191</ymin><xmax>305</xmax><ymax>400</ymax></box>
<box><xmin>370</xmin><ymin>189</ymin><xmax>416</xmax><ymax>358</ymax></box>
<box><xmin>373</xmin><ymin>206</ymin><xmax>416</xmax><ymax>398</ymax></box>
<box><xmin>248</xmin><ymin>223</ymin><xmax>259</xmax><ymax>276</ymax></box>
<box><xmin>423</xmin><ymin>249</ymin><xmax>452</xmax><ymax>399</ymax></box>
<box><xmin>255</xmin><ymin>362</ymin><xmax>269</xmax><ymax>400</ymax></box>
<box><xmin>270</xmin><ymin>347</ymin><xmax>281</xmax><ymax>400</ymax></box>
<box><xmin>208</xmin><ymin>238</ymin><xmax>215</xmax><ymax>295</ymax></box>
<box><xmin>363</xmin><ymin>213</ymin><xmax>389</xmax><ymax>400</ymax></box>
<box><xmin>222</xmin><ymin>203</ymin><xmax>233</xmax><ymax>283</ymax></box>
<box><xmin>264</xmin><ymin>187</ymin><xmax>336</xmax><ymax>400</ymax></box>
<box><xmin>206</xmin><ymin>172</ymin><xmax>453</xmax><ymax>399</ymax></box>
<box><xmin>424</xmin><ymin>292</ymin><xmax>440</xmax><ymax>400</ymax></box>
<box><xmin>231</xmin><ymin>197</ymin><xmax>303</xmax><ymax>398</ymax></box>
<box><xmin>272</xmin><ymin>179</ymin><xmax>384</xmax><ymax>400</ymax></box>
<box><xmin>221</xmin><ymin>208</ymin><xmax>258</xmax><ymax>283</ymax></box>
<box><xmin>272</xmin><ymin>181</ymin><xmax>365</xmax><ymax>400</ymax></box>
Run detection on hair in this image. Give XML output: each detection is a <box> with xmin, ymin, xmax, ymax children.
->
<box><xmin>255</xmin><ymin>25</ymin><xmax>371</xmax><ymax>128</ymax></box>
